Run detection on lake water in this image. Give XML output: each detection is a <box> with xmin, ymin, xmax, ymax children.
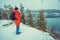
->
<box><xmin>46</xmin><ymin>18</ymin><xmax>60</xmax><ymax>35</ymax></box>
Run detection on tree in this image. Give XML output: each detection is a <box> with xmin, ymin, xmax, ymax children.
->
<box><xmin>37</xmin><ymin>10</ymin><xmax>47</xmax><ymax>31</ymax></box>
<box><xmin>20</xmin><ymin>3</ymin><xmax>26</xmax><ymax>24</ymax></box>
<box><xmin>26</xmin><ymin>9</ymin><xmax>34</xmax><ymax>27</ymax></box>
<box><xmin>0</xmin><ymin>8</ymin><xmax>2</xmax><ymax>19</ymax></box>
<box><xmin>4</xmin><ymin>4</ymin><xmax>13</xmax><ymax>10</ymax></box>
<box><xmin>4</xmin><ymin>4</ymin><xmax>13</xmax><ymax>20</ymax></box>
<box><xmin>0</xmin><ymin>8</ymin><xmax>7</xmax><ymax>19</ymax></box>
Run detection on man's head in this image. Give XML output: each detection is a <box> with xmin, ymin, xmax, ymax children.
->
<box><xmin>15</xmin><ymin>7</ymin><xmax>18</xmax><ymax>10</ymax></box>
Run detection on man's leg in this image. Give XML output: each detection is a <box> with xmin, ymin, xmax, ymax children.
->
<box><xmin>16</xmin><ymin>25</ymin><xmax>21</xmax><ymax>34</ymax></box>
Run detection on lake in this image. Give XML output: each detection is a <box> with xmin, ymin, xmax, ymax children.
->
<box><xmin>46</xmin><ymin>18</ymin><xmax>60</xmax><ymax>35</ymax></box>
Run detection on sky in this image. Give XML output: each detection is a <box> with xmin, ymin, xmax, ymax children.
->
<box><xmin>0</xmin><ymin>0</ymin><xmax>60</xmax><ymax>10</ymax></box>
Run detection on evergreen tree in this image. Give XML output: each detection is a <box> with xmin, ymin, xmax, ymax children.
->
<box><xmin>37</xmin><ymin>10</ymin><xmax>47</xmax><ymax>31</ymax></box>
<box><xmin>4</xmin><ymin>4</ymin><xmax>13</xmax><ymax>20</ymax></box>
<box><xmin>0</xmin><ymin>8</ymin><xmax>2</xmax><ymax>19</ymax></box>
<box><xmin>27</xmin><ymin>9</ymin><xmax>34</xmax><ymax>27</ymax></box>
<box><xmin>1</xmin><ymin>6</ymin><xmax>7</xmax><ymax>19</ymax></box>
<box><xmin>20</xmin><ymin>3</ymin><xmax>26</xmax><ymax>24</ymax></box>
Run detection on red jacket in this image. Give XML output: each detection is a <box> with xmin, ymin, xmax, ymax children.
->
<box><xmin>12</xmin><ymin>10</ymin><xmax>22</xmax><ymax>26</ymax></box>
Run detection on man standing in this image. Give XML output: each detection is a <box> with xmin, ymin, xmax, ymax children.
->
<box><xmin>12</xmin><ymin>7</ymin><xmax>22</xmax><ymax>34</ymax></box>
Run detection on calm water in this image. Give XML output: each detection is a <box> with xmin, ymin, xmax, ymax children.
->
<box><xmin>46</xmin><ymin>18</ymin><xmax>60</xmax><ymax>35</ymax></box>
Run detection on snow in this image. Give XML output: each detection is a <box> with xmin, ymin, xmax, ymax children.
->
<box><xmin>0</xmin><ymin>20</ymin><xmax>55</xmax><ymax>40</ymax></box>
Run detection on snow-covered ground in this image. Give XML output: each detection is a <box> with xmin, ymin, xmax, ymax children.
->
<box><xmin>0</xmin><ymin>20</ymin><xmax>55</xmax><ymax>40</ymax></box>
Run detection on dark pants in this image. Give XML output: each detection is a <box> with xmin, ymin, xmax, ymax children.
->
<box><xmin>16</xmin><ymin>25</ymin><xmax>20</xmax><ymax>34</ymax></box>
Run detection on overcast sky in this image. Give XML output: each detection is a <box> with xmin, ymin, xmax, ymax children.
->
<box><xmin>0</xmin><ymin>0</ymin><xmax>60</xmax><ymax>10</ymax></box>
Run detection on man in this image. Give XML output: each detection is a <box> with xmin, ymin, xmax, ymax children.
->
<box><xmin>12</xmin><ymin>7</ymin><xmax>22</xmax><ymax>34</ymax></box>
